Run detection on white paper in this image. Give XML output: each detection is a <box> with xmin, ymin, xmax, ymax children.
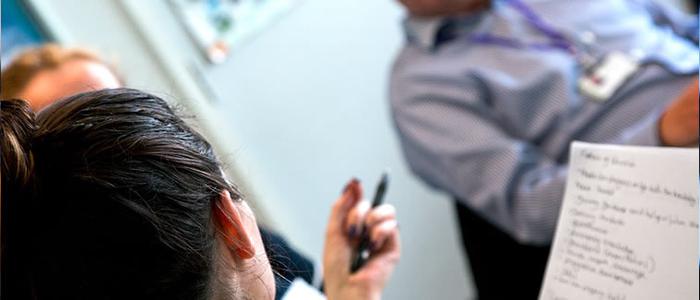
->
<box><xmin>281</xmin><ymin>278</ymin><xmax>326</xmax><ymax>300</ymax></box>
<box><xmin>540</xmin><ymin>142</ymin><xmax>699</xmax><ymax>300</ymax></box>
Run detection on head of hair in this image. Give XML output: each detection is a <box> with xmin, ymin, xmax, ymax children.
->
<box><xmin>1</xmin><ymin>88</ymin><xmax>241</xmax><ymax>299</ymax></box>
<box><xmin>0</xmin><ymin>44</ymin><xmax>122</xmax><ymax>99</ymax></box>
<box><xmin>1</xmin><ymin>99</ymin><xmax>37</xmax><ymax>298</ymax></box>
<box><xmin>1</xmin><ymin>99</ymin><xmax>35</xmax><ymax>191</ymax></box>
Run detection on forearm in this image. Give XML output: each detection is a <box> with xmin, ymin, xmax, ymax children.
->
<box><xmin>398</xmin><ymin>128</ymin><xmax>568</xmax><ymax>245</ymax></box>
<box><xmin>636</xmin><ymin>0</ymin><xmax>699</xmax><ymax>43</ymax></box>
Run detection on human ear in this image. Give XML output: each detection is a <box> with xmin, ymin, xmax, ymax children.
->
<box><xmin>212</xmin><ymin>190</ymin><xmax>255</xmax><ymax>259</ymax></box>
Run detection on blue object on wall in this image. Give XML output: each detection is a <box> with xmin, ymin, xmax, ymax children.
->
<box><xmin>2</xmin><ymin>0</ymin><xmax>49</xmax><ymax>63</ymax></box>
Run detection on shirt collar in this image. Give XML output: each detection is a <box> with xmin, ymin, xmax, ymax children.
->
<box><xmin>403</xmin><ymin>16</ymin><xmax>445</xmax><ymax>50</ymax></box>
<box><xmin>402</xmin><ymin>2</ymin><xmax>499</xmax><ymax>51</ymax></box>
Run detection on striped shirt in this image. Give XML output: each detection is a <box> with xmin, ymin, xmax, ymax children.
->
<box><xmin>390</xmin><ymin>0</ymin><xmax>698</xmax><ymax>245</ymax></box>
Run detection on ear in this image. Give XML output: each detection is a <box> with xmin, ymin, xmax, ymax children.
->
<box><xmin>213</xmin><ymin>190</ymin><xmax>255</xmax><ymax>260</ymax></box>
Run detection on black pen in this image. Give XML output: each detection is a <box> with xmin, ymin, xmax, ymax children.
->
<box><xmin>350</xmin><ymin>172</ymin><xmax>390</xmax><ymax>273</ymax></box>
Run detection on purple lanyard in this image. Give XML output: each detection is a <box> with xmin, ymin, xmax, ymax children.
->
<box><xmin>470</xmin><ymin>0</ymin><xmax>575</xmax><ymax>54</ymax></box>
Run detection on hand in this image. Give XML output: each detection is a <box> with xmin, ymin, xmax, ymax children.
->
<box><xmin>659</xmin><ymin>79</ymin><xmax>699</xmax><ymax>147</ymax></box>
<box><xmin>323</xmin><ymin>179</ymin><xmax>400</xmax><ymax>300</ymax></box>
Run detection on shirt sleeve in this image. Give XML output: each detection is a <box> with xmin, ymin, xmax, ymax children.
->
<box><xmin>633</xmin><ymin>0</ymin><xmax>699</xmax><ymax>43</ymax></box>
<box><xmin>615</xmin><ymin>106</ymin><xmax>665</xmax><ymax>147</ymax></box>
<box><xmin>390</xmin><ymin>58</ymin><xmax>568</xmax><ymax>245</ymax></box>
<box><xmin>390</xmin><ymin>50</ymin><xmax>670</xmax><ymax>245</ymax></box>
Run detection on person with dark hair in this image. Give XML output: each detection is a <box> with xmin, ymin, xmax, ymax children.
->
<box><xmin>0</xmin><ymin>89</ymin><xmax>401</xmax><ymax>299</ymax></box>
<box><xmin>0</xmin><ymin>100</ymin><xmax>35</xmax><ymax>192</ymax></box>
<box><xmin>2</xmin><ymin>44</ymin><xmax>325</xmax><ymax>298</ymax></box>
<box><xmin>0</xmin><ymin>99</ymin><xmax>37</xmax><ymax>297</ymax></box>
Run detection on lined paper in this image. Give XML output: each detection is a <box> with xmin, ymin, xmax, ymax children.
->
<box><xmin>540</xmin><ymin>142</ymin><xmax>699</xmax><ymax>300</ymax></box>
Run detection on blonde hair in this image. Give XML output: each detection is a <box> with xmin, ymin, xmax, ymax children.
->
<box><xmin>1</xmin><ymin>44</ymin><xmax>121</xmax><ymax>99</ymax></box>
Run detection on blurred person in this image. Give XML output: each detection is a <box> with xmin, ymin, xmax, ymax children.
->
<box><xmin>0</xmin><ymin>44</ymin><xmax>326</xmax><ymax>299</ymax></box>
<box><xmin>390</xmin><ymin>0</ymin><xmax>698</xmax><ymax>298</ymax></box>
<box><xmin>1</xmin><ymin>44</ymin><xmax>122</xmax><ymax>110</ymax></box>
<box><xmin>0</xmin><ymin>90</ymin><xmax>401</xmax><ymax>299</ymax></box>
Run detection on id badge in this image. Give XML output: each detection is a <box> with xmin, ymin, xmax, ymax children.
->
<box><xmin>578</xmin><ymin>52</ymin><xmax>640</xmax><ymax>102</ymax></box>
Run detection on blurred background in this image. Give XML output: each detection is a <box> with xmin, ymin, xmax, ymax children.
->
<box><xmin>2</xmin><ymin>0</ymin><xmax>473</xmax><ymax>298</ymax></box>
<box><xmin>2</xmin><ymin>0</ymin><xmax>696</xmax><ymax>299</ymax></box>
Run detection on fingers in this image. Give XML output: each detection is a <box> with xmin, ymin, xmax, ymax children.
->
<box><xmin>346</xmin><ymin>202</ymin><xmax>397</xmax><ymax>241</ymax></box>
<box><xmin>368</xmin><ymin>218</ymin><xmax>399</xmax><ymax>253</ymax></box>
<box><xmin>354</xmin><ymin>216</ymin><xmax>401</xmax><ymax>279</ymax></box>
<box><xmin>325</xmin><ymin>186</ymin><xmax>400</xmax><ymax>296</ymax></box>
<box><xmin>364</xmin><ymin>204</ymin><xmax>396</xmax><ymax>228</ymax></box>
<box><xmin>345</xmin><ymin>199</ymin><xmax>371</xmax><ymax>238</ymax></box>
<box><xmin>324</xmin><ymin>179</ymin><xmax>364</xmax><ymax>280</ymax></box>
<box><xmin>327</xmin><ymin>178</ymin><xmax>362</xmax><ymax>235</ymax></box>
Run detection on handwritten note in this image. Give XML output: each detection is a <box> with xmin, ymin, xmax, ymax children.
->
<box><xmin>540</xmin><ymin>142</ymin><xmax>699</xmax><ymax>300</ymax></box>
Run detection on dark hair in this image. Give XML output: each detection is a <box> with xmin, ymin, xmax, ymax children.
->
<box><xmin>1</xmin><ymin>99</ymin><xmax>35</xmax><ymax>192</ymax></box>
<box><xmin>1</xmin><ymin>99</ymin><xmax>37</xmax><ymax>299</ymax></box>
<box><xmin>1</xmin><ymin>88</ymin><xmax>241</xmax><ymax>299</ymax></box>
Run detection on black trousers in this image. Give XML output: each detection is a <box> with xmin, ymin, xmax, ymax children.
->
<box><xmin>455</xmin><ymin>201</ymin><xmax>551</xmax><ymax>300</ymax></box>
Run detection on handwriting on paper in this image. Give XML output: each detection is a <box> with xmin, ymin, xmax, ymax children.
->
<box><xmin>540</xmin><ymin>142</ymin><xmax>699</xmax><ymax>300</ymax></box>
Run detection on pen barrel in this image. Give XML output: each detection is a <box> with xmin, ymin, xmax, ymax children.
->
<box><xmin>372</xmin><ymin>185</ymin><xmax>386</xmax><ymax>207</ymax></box>
<box><xmin>371</xmin><ymin>174</ymin><xmax>388</xmax><ymax>207</ymax></box>
<box><xmin>350</xmin><ymin>237</ymin><xmax>372</xmax><ymax>273</ymax></box>
<box><xmin>350</xmin><ymin>172</ymin><xmax>389</xmax><ymax>273</ymax></box>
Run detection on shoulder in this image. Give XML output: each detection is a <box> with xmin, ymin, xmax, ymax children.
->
<box><xmin>389</xmin><ymin>42</ymin><xmax>489</xmax><ymax>112</ymax></box>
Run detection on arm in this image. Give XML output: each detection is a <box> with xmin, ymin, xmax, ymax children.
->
<box><xmin>323</xmin><ymin>180</ymin><xmax>400</xmax><ymax>300</ymax></box>
<box><xmin>633</xmin><ymin>0</ymin><xmax>699</xmax><ymax>43</ymax></box>
<box><xmin>389</xmin><ymin>52</ymin><xmax>683</xmax><ymax>245</ymax></box>
<box><xmin>389</xmin><ymin>33</ymin><xmax>695</xmax><ymax>244</ymax></box>
<box><xmin>618</xmin><ymin>78</ymin><xmax>698</xmax><ymax>147</ymax></box>
<box><xmin>390</xmin><ymin>63</ymin><xmax>568</xmax><ymax>245</ymax></box>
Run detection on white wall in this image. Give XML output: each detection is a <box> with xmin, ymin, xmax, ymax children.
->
<box><xmin>204</xmin><ymin>1</ymin><xmax>475</xmax><ymax>299</ymax></box>
<box><xmin>204</xmin><ymin>1</ymin><xmax>475</xmax><ymax>298</ymax></box>
<box><xmin>28</xmin><ymin>0</ymin><xmax>475</xmax><ymax>299</ymax></box>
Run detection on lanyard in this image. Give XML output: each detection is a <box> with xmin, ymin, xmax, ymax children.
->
<box><xmin>470</xmin><ymin>0</ymin><xmax>576</xmax><ymax>55</ymax></box>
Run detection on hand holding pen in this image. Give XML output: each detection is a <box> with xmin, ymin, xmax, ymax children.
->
<box><xmin>323</xmin><ymin>175</ymin><xmax>401</xmax><ymax>300</ymax></box>
<box><xmin>351</xmin><ymin>173</ymin><xmax>390</xmax><ymax>272</ymax></box>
